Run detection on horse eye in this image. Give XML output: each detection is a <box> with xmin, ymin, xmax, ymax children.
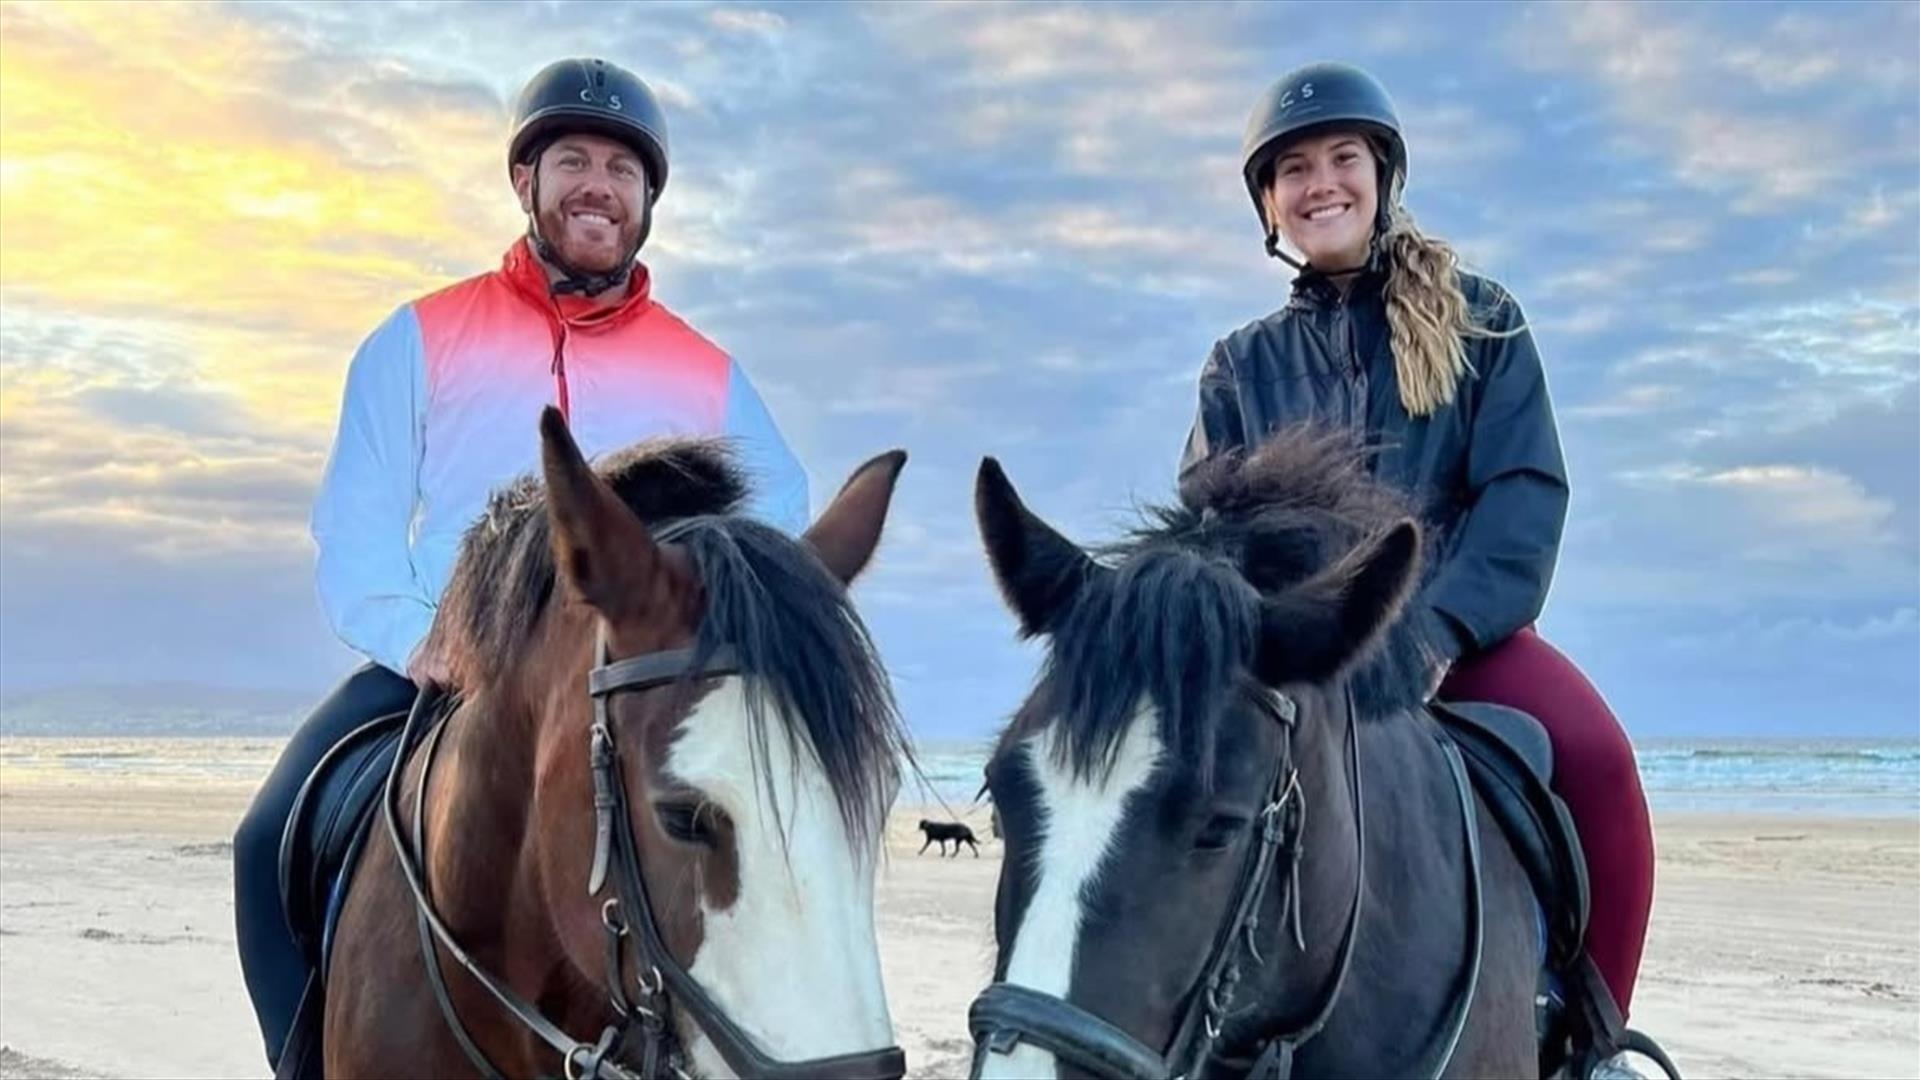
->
<box><xmin>1195</xmin><ymin>814</ymin><xmax>1249</xmax><ymax>852</ymax></box>
<box><xmin>655</xmin><ymin>801</ymin><xmax>721</xmax><ymax>848</ymax></box>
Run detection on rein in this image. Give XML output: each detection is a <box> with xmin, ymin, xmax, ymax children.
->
<box><xmin>382</xmin><ymin>631</ymin><xmax>906</xmax><ymax>1080</ymax></box>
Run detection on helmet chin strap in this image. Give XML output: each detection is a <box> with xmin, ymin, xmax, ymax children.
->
<box><xmin>1264</xmin><ymin>229</ymin><xmax>1381</xmax><ymax>280</ymax></box>
<box><xmin>526</xmin><ymin>165</ymin><xmax>654</xmax><ymax>298</ymax></box>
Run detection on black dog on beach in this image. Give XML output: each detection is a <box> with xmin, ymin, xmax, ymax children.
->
<box><xmin>917</xmin><ymin>819</ymin><xmax>981</xmax><ymax>857</ymax></box>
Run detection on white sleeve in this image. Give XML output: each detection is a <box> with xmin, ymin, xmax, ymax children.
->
<box><xmin>722</xmin><ymin>357</ymin><xmax>811</xmax><ymax>534</ymax></box>
<box><xmin>310</xmin><ymin>306</ymin><xmax>434</xmax><ymax>675</ymax></box>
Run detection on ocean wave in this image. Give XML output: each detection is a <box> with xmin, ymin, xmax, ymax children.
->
<box><xmin>1641</xmin><ymin>745</ymin><xmax>1920</xmax><ymax>764</ymax></box>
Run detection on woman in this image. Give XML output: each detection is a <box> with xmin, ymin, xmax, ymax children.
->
<box><xmin>1180</xmin><ymin>60</ymin><xmax>1655</xmax><ymax>1063</ymax></box>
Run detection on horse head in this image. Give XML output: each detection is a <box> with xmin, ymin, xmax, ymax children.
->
<box><xmin>967</xmin><ymin>428</ymin><xmax>1431</xmax><ymax>1079</ymax></box>
<box><xmin>423</xmin><ymin>407</ymin><xmax>910</xmax><ymax>1079</ymax></box>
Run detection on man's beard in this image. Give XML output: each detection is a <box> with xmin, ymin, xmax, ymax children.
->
<box><xmin>534</xmin><ymin>198</ymin><xmax>641</xmax><ymax>276</ymax></box>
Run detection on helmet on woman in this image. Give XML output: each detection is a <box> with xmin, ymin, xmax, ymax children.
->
<box><xmin>1240</xmin><ymin>62</ymin><xmax>1406</xmax><ymax>263</ymax></box>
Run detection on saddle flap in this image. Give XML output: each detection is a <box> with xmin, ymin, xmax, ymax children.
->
<box><xmin>1430</xmin><ymin>700</ymin><xmax>1590</xmax><ymax>969</ymax></box>
<box><xmin>278</xmin><ymin>711</ymin><xmax>409</xmax><ymax>966</ymax></box>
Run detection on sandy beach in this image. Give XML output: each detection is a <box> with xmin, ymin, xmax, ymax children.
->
<box><xmin>1</xmin><ymin>776</ymin><xmax>1915</xmax><ymax>1079</ymax></box>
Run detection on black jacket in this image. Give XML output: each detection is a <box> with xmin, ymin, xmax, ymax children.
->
<box><xmin>1179</xmin><ymin>268</ymin><xmax>1568</xmax><ymax>663</ymax></box>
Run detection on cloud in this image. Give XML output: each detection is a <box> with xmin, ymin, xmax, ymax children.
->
<box><xmin>0</xmin><ymin>511</ymin><xmax>350</xmax><ymax>689</ymax></box>
<box><xmin>2</xmin><ymin>391</ymin><xmax>322</xmax><ymax>561</ymax></box>
<box><xmin>1578</xmin><ymin>460</ymin><xmax>1913</xmax><ymax>609</ymax></box>
<box><xmin>1603</xmin><ymin>291</ymin><xmax>1919</xmax><ymax>457</ymax></box>
<box><xmin>1398</xmin><ymin>101</ymin><xmax>1524</xmax><ymax>175</ymax></box>
<box><xmin>872</xmin><ymin>4</ymin><xmax>1254</xmax><ymax>185</ymax></box>
<box><xmin>1563</xmin><ymin>382</ymin><xmax>1684</xmax><ymax>420</ymax></box>
<box><xmin>0</xmin><ymin>1</ymin><xmax>518</xmax><ymax>355</ymax></box>
<box><xmin>0</xmin><ymin>0</ymin><xmax>1913</xmax><ymax>742</ymax></box>
<box><xmin>1731</xmin><ymin>268</ymin><xmax>1797</xmax><ymax>287</ymax></box>
<box><xmin>1697</xmin><ymin>295</ymin><xmax>1917</xmax><ymax>386</ymax></box>
<box><xmin>820</xmin><ymin>358</ymin><xmax>1005</xmax><ymax>419</ymax></box>
<box><xmin>708</xmin><ymin>9</ymin><xmax>787</xmax><ymax>36</ymax></box>
<box><xmin>1684</xmin><ymin>464</ymin><xmax>1895</xmax><ymax>547</ymax></box>
<box><xmin>1508</xmin><ymin>1</ymin><xmax>1918</xmax><ymax>209</ymax></box>
<box><xmin>1669</xmin><ymin>607</ymin><xmax>1920</xmax><ymax>655</ymax></box>
<box><xmin>1800</xmin><ymin>185</ymin><xmax>1920</xmax><ymax>247</ymax></box>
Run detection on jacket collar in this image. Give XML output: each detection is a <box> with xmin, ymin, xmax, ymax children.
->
<box><xmin>501</xmin><ymin>236</ymin><xmax>654</xmax><ymax>331</ymax></box>
<box><xmin>1287</xmin><ymin>256</ymin><xmax>1387</xmax><ymax>312</ymax></box>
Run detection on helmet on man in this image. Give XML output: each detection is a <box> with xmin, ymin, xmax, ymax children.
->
<box><xmin>508</xmin><ymin>58</ymin><xmax>670</xmax><ymax>296</ymax></box>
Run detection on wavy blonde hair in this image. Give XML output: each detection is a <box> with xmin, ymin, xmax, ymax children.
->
<box><xmin>1268</xmin><ymin>135</ymin><xmax>1521</xmax><ymax>417</ymax></box>
<box><xmin>1379</xmin><ymin>204</ymin><xmax>1496</xmax><ymax>415</ymax></box>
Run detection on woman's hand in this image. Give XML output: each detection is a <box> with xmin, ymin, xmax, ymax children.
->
<box><xmin>1425</xmin><ymin>657</ymin><xmax>1452</xmax><ymax>702</ymax></box>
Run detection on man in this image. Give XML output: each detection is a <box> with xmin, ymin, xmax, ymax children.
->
<box><xmin>232</xmin><ymin>57</ymin><xmax>808</xmax><ymax>1070</ymax></box>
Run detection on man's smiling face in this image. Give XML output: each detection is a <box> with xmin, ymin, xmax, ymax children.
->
<box><xmin>515</xmin><ymin>132</ymin><xmax>650</xmax><ymax>275</ymax></box>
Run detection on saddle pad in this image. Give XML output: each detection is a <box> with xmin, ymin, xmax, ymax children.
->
<box><xmin>278</xmin><ymin>710</ymin><xmax>408</xmax><ymax>970</ymax></box>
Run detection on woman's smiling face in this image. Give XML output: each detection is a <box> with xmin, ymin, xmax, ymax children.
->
<box><xmin>1263</xmin><ymin>129</ymin><xmax>1379</xmax><ymax>271</ymax></box>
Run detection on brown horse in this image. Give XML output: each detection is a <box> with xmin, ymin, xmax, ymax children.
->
<box><xmin>325</xmin><ymin>408</ymin><xmax>911</xmax><ymax>1079</ymax></box>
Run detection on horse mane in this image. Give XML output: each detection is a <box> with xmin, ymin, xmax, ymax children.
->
<box><xmin>435</xmin><ymin>438</ymin><xmax>902</xmax><ymax>843</ymax></box>
<box><xmin>1019</xmin><ymin>425</ymin><xmax>1442</xmax><ymax>788</ymax></box>
<box><xmin>438</xmin><ymin>438</ymin><xmax>749</xmax><ymax>668</ymax></box>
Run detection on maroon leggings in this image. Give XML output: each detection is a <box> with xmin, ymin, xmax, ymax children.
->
<box><xmin>1438</xmin><ymin>626</ymin><xmax>1654</xmax><ymax>1017</ymax></box>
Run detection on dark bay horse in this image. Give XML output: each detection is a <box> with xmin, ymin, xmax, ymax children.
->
<box><xmin>325</xmin><ymin>408</ymin><xmax>910</xmax><ymax>1079</ymax></box>
<box><xmin>966</xmin><ymin>428</ymin><xmax>1550</xmax><ymax>1079</ymax></box>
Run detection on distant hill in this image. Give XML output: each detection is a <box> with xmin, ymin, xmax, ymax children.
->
<box><xmin>0</xmin><ymin>683</ymin><xmax>315</xmax><ymax>736</ymax></box>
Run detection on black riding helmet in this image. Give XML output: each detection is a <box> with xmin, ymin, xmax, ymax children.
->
<box><xmin>508</xmin><ymin>58</ymin><xmax>671</xmax><ymax>296</ymax></box>
<box><xmin>1240</xmin><ymin>62</ymin><xmax>1406</xmax><ymax>271</ymax></box>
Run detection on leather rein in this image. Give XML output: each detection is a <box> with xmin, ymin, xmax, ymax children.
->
<box><xmin>381</xmin><ymin>633</ymin><xmax>907</xmax><ymax>1080</ymax></box>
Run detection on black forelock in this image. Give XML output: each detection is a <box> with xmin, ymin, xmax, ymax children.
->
<box><xmin>1019</xmin><ymin>425</ymin><xmax>1441</xmax><ymax>787</ymax></box>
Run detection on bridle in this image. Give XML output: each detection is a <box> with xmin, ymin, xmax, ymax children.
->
<box><xmin>967</xmin><ymin>689</ymin><xmax>1485</xmax><ymax>1080</ymax></box>
<box><xmin>382</xmin><ymin>630</ymin><xmax>907</xmax><ymax>1080</ymax></box>
<box><xmin>967</xmin><ymin>688</ymin><xmax>1362</xmax><ymax>1080</ymax></box>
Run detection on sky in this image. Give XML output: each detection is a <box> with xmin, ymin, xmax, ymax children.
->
<box><xmin>0</xmin><ymin>0</ymin><xmax>1915</xmax><ymax>740</ymax></box>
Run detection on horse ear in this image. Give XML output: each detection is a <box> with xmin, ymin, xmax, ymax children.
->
<box><xmin>975</xmin><ymin>457</ymin><xmax>1100</xmax><ymax>637</ymax></box>
<box><xmin>1254</xmin><ymin>520</ymin><xmax>1420</xmax><ymax>686</ymax></box>
<box><xmin>804</xmin><ymin>449</ymin><xmax>908</xmax><ymax>585</ymax></box>
<box><xmin>539</xmin><ymin>407</ymin><xmax>665</xmax><ymax>617</ymax></box>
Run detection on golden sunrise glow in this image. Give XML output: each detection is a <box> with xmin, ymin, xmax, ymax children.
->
<box><xmin>0</xmin><ymin>0</ymin><xmax>521</xmax><ymax>427</ymax></box>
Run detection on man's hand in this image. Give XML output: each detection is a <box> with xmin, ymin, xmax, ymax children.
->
<box><xmin>406</xmin><ymin>635</ymin><xmax>453</xmax><ymax>689</ymax></box>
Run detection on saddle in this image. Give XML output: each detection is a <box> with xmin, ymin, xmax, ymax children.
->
<box><xmin>272</xmin><ymin>707</ymin><xmax>413</xmax><ymax>1080</ymax></box>
<box><xmin>1430</xmin><ymin>701</ymin><xmax>1679</xmax><ymax>1077</ymax></box>
<box><xmin>1430</xmin><ymin>699</ymin><xmax>1589</xmax><ymax>970</ymax></box>
<box><xmin>279</xmin><ymin>710</ymin><xmax>410</xmax><ymax>971</ymax></box>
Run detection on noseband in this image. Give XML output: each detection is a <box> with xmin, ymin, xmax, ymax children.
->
<box><xmin>383</xmin><ymin>632</ymin><xmax>907</xmax><ymax>1080</ymax></box>
<box><xmin>968</xmin><ymin>690</ymin><xmax>1367</xmax><ymax>1080</ymax></box>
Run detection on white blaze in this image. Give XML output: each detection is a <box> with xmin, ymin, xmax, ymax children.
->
<box><xmin>979</xmin><ymin>707</ymin><xmax>1163</xmax><ymax>1080</ymax></box>
<box><xmin>664</xmin><ymin>678</ymin><xmax>896</xmax><ymax>1079</ymax></box>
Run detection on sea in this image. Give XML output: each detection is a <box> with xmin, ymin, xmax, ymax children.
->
<box><xmin>1</xmin><ymin>735</ymin><xmax>1916</xmax><ymax>818</ymax></box>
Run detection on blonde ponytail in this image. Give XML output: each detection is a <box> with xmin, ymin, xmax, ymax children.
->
<box><xmin>1373</xmin><ymin>160</ymin><xmax>1521</xmax><ymax>417</ymax></box>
